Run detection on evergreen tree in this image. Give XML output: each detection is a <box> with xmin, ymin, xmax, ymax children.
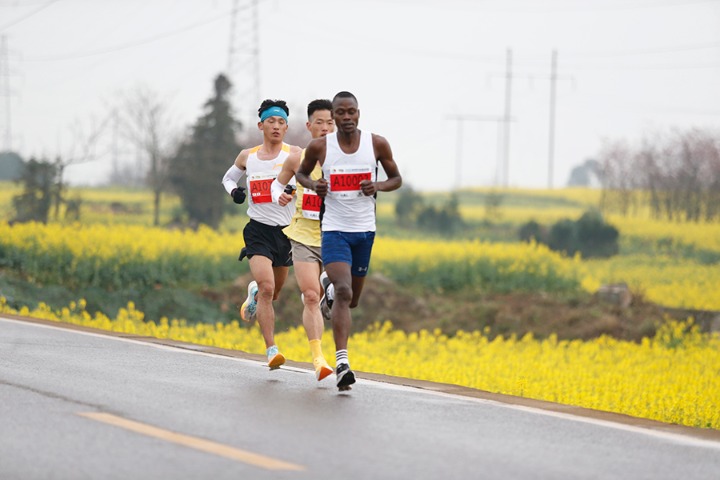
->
<box><xmin>395</xmin><ymin>185</ymin><xmax>424</xmax><ymax>227</ymax></box>
<box><xmin>169</xmin><ymin>74</ymin><xmax>241</xmax><ymax>229</ymax></box>
<box><xmin>0</xmin><ymin>151</ymin><xmax>24</xmax><ymax>181</ymax></box>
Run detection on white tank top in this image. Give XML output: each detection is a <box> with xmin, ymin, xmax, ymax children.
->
<box><xmin>246</xmin><ymin>143</ymin><xmax>295</xmax><ymax>226</ymax></box>
<box><xmin>321</xmin><ymin>130</ymin><xmax>377</xmax><ymax>232</ymax></box>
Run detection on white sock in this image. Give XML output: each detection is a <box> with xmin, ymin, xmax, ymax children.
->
<box><xmin>336</xmin><ymin>349</ymin><xmax>349</xmax><ymax>367</ymax></box>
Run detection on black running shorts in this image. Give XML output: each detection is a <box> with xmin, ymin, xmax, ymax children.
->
<box><xmin>242</xmin><ymin>219</ymin><xmax>293</xmax><ymax>267</ymax></box>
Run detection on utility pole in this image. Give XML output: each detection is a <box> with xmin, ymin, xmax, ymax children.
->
<box><xmin>454</xmin><ymin>118</ymin><xmax>463</xmax><ymax>189</ymax></box>
<box><xmin>548</xmin><ymin>49</ymin><xmax>558</xmax><ymax>189</ymax></box>
<box><xmin>111</xmin><ymin>110</ymin><xmax>119</xmax><ymax>178</ymax></box>
<box><xmin>227</xmin><ymin>0</ymin><xmax>239</xmax><ymax>74</ymax></box>
<box><xmin>0</xmin><ymin>35</ymin><xmax>11</xmax><ymax>151</ymax></box>
<box><xmin>502</xmin><ymin>48</ymin><xmax>512</xmax><ymax>188</ymax></box>
<box><xmin>489</xmin><ymin>48</ymin><xmax>573</xmax><ymax>189</ymax></box>
<box><xmin>227</xmin><ymin>0</ymin><xmax>261</xmax><ymax>130</ymax></box>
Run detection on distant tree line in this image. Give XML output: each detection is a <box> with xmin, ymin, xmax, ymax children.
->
<box><xmin>598</xmin><ymin>128</ymin><xmax>720</xmax><ymax>222</ymax></box>
<box><xmin>395</xmin><ymin>186</ymin><xmax>465</xmax><ymax>236</ymax></box>
<box><xmin>519</xmin><ymin>210</ymin><xmax>619</xmax><ymax>259</ymax></box>
<box><xmin>5</xmin><ymin>73</ymin><xmax>245</xmax><ymax>229</ymax></box>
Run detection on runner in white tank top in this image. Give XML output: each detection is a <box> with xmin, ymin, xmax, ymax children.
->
<box><xmin>321</xmin><ymin>130</ymin><xmax>377</xmax><ymax>232</ymax></box>
<box><xmin>245</xmin><ymin>143</ymin><xmax>295</xmax><ymax>227</ymax></box>
<box><xmin>296</xmin><ymin>91</ymin><xmax>403</xmax><ymax>391</ymax></box>
<box><xmin>221</xmin><ymin>99</ymin><xmax>302</xmax><ymax>370</ymax></box>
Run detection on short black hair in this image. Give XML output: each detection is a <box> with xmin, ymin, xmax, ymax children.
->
<box><xmin>332</xmin><ymin>91</ymin><xmax>357</xmax><ymax>104</ymax></box>
<box><xmin>307</xmin><ymin>99</ymin><xmax>333</xmax><ymax>119</ymax></box>
<box><xmin>258</xmin><ymin>99</ymin><xmax>289</xmax><ymax>118</ymax></box>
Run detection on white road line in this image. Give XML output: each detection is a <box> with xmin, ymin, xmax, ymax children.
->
<box><xmin>4</xmin><ymin>315</ymin><xmax>719</xmax><ymax>450</ymax></box>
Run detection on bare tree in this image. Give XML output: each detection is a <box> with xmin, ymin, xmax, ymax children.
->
<box><xmin>704</xmin><ymin>134</ymin><xmax>720</xmax><ymax>221</ymax></box>
<box><xmin>52</xmin><ymin>113</ymin><xmax>113</xmax><ymax>220</ymax></box>
<box><xmin>598</xmin><ymin>138</ymin><xmax>637</xmax><ymax>216</ymax></box>
<box><xmin>598</xmin><ymin>127</ymin><xmax>720</xmax><ymax>223</ymax></box>
<box><xmin>635</xmin><ymin>138</ymin><xmax>662</xmax><ymax>219</ymax></box>
<box><xmin>117</xmin><ymin>86</ymin><xmax>179</xmax><ymax>226</ymax></box>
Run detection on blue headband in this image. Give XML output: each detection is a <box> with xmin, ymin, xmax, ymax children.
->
<box><xmin>260</xmin><ymin>106</ymin><xmax>288</xmax><ymax>122</ymax></box>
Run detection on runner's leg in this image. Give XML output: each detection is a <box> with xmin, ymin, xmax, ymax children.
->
<box><xmin>249</xmin><ymin>255</ymin><xmax>278</xmax><ymax>349</ymax></box>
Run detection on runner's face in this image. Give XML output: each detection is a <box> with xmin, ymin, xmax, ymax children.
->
<box><xmin>306</xmin><ymin>110</ymin><xmax>335</xmax><ymax>139</ymax></box>
<box><xmin>332</xmin><ymin>98</ymin><xmax>359</xmax><ymax>134</ymax></box>
<box><xmin>258</xmin><ymin>116</ymin><xmax>288</xmax><ymax>141</ymax></box>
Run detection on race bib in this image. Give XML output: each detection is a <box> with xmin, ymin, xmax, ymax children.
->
<box><xmin>248</xmin><ymin>172</ymin><xmax>276</xmax><ymax>204</ymax></box>
<box><xmin>328</xmin><ymin>165</ymin><xmax>372</xmax><ymax>199</ymax></box>
<box><xmin>301</xmin><ymin>189</ymin><xmax>322</xmax><ymax>220</ymax></box>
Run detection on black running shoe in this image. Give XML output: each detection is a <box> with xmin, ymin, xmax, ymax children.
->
<box><xmin>319</xmin><ymin>271</ymin><xmax>333</xmax><ymax>322</ymax></box>
<box><xmin>320</xmin><ymin>271</ymin><xmax>333</xmax><ymax>309</ymax></box>
<box><xmin>336</xmin><ymin>363</ymin><xmax>356</xmax><ymax>388</ymax></box>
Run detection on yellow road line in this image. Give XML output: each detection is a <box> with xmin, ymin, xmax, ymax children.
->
<box><xmin>78</xmin><ymin>412</ymin><xmax>305</xmax><ymax>471</ymax></box>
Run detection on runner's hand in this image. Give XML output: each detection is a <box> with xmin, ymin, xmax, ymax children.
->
<box><xmin>314</xmin><ymin>178</ymin><xmax>329</xmax><ymax>197</ymax></box>
<box><xmin>360</xmin><ymin>179</ymin><xmax>376</xmax><ymax>196</ymax></box>
<box><xmin>231</xmin><ymin>187</ymin><xmax>246</xmax><ymax>204</ymax></box>
<box><xmin>278</xmin><ymin>193</ymin><xmax>293</xmax><ymax>206</ymax></box>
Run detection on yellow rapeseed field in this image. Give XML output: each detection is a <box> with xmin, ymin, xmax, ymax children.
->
<box><xmin>0</xmin><ymin>221</ymin><xmax>584</xmax><ymax>293</ymax></box>
<box><xmin>2</xmin><ymin>186</ymin><xmax>719</xmax><ymax>431</ymax></box>
<box><xmin>0</xmin><ymin>221</ymin><xmax>247</xmax><ymax>288</ymax></box>
<box><xmin>3</xmin><ymin>298</ymin><xmax>717</xmax><ymax>430</ymax></box>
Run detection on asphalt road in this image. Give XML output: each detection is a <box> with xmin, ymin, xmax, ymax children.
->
<box><xmin>1</xmin><ymin>315</ymin><xmax>719</xmax><ymax>480</ymax></box>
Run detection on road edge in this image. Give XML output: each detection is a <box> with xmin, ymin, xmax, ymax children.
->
<box><xmin>4</xmin><ymin>312</ymin><xmax>719</xmax><ymax>443</ymax></box>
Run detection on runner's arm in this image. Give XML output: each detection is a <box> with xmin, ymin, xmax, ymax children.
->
<box><xmin>222</xmin><ymin>150</ymin><xmax>249</xmax><ymax>196</ymax></box>
<box><xmin>360</xmin><ymin>134</ymin><xmax>402</xmax><ymax>196</ymax></box>
<box><xmin>297</xmin><ymin>137</ymin><xmax>328</xmax><ymax>196</ymax></box>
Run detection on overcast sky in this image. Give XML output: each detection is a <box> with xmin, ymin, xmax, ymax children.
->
<box><xmin>1</xmin><ymin>0</ymin><xmax>719</xmax><ymax>191</ymax></box>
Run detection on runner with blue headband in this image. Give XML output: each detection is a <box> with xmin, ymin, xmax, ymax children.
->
<box><xmin>221</xmin><ymin>99</ymin><xmax>302</xmax><ymax>371</ymax></box>
<box><xmin>260</xmin><ymin>105</ymin><xmax>289</xmax><ymax>122</ymax></box>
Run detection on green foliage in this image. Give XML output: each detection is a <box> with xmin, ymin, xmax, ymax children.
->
<box><xmin>0</xmin><ymin>151</ymin><xmax>24</xmax><ymax>181</ymax></box>
<box><xmin>394</xmin><ymin>186</ymin><xmax>424</xmax><ymax>227</ymax></box>
<box><xmin>168</xmin><ymin>74</ymin><xmax>241</xmax><ymax>229</ymax></box>
<box><xmin>64</xmin><ymin>196</ymin><xmax>82</xmax><ymax>221</ymax></box>
<box><xmin>483</xmin><ymin>190</ymin><xmax>504</xmax><ymax>222</ymax></box>
<box><xmin>380</xmin><ymin>255</ymin><xmax>581</xmax><ymax>294</ymax></box>
<box><xmin>518</xmin><ymin>220</ymin><xmax>545</xmax><ymax>243</ymax></box>
<box><xmin>417</xmin><ymin>197</ymin><xmax>464</xmax><ymax>236</ymax></box>
<box><xmin>575</xmin><ymin>210</ymin><xmax>619</xmax><ymax>258</ymax></box>
<box><xmin>396</xmin><ymin>187</ymin><xmax>465</xmax><ymax>236</ymax></box>
<box><xmin>520</xmin><ymin>209</ymin><xmax>619</xmax><ymax>259</ymax></box>
<box><xmin>0</xmin><ymin>272</ymin><xmax>234</xmax><ymax>325</ymax></box>
<box><xmin>12</xmin><ymin>158</ymin><xmax>57</xmax><ymax>223</ymax></box>
<box><xmin>548</xmin><ymin>218</ymin><xmax>578</xmax><ymax>255</ymax></box>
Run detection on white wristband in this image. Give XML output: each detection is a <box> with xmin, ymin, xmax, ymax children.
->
<box><xmin>222</xmin><ymin>164</ymin><xmax>246</xmax><ymax>195</ymax></box>
<box><xmin>270</xmin><ymin>178</ymin><xmax>286</xmax><ymax>203</ymax></box>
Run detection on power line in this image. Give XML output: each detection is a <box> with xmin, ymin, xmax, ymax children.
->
<box><xmin>23</xmin><ymin>9</ymin><xmax>232</xmax><ymax>62</ymax></box>
<box><xmin>281</xmin><ymin>27</ymin><xmax>720</xmax><ymax>71</ymax></box>
<box><xmin>565</xmin><ymin>40</ymin><xmax>720</xmax><ymax>58</ymax></box>
<box><xmin>0</xmin><ymin>0</ymin><xmax>60</xmax><ymax>33</ymax></box>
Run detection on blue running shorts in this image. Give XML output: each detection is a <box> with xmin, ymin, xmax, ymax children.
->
<box><xmin>321</xmin><ymin>231</ymin><xmax>376</xmax><ymax>277</ymax></box>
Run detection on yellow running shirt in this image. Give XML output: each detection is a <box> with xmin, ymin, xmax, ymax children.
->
<box><xmin>282</xmin><ymin>151</ymin><xmax>323</xmax><ymax>247</ymax></box>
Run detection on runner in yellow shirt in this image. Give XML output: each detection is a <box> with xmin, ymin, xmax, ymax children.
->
<box><xmin>271</xmin><ymin>99</ymin><xmax>335</xmax><ymax>381</ymax></box>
